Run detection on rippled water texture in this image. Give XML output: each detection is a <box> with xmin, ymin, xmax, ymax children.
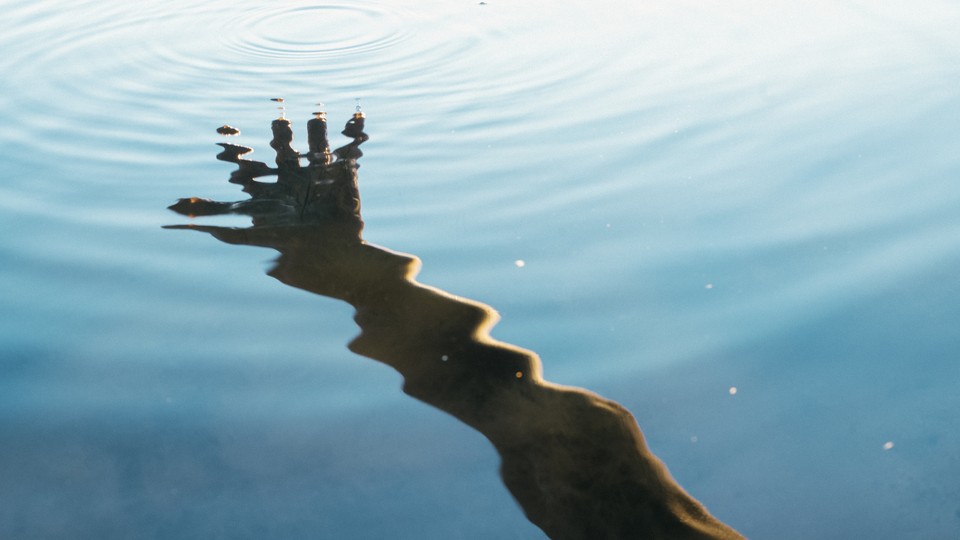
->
<box><xmin>2</xmin><ymin>1</ymin><xmax>960</xmax><ymax>538</ymax></box>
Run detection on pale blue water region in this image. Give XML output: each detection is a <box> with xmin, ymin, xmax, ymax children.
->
<box><xmin>1</xmin><ymin>0</ymin><xmax>959</xmax><ymax>538</ymax></box>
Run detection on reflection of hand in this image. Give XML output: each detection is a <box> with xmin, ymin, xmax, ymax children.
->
<box><xmin>168</xmin><ymin>114</ymin><xmax>367</xmax><ymax>227</ymax></box>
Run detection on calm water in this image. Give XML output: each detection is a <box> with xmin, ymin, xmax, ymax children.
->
<box><xmin>2</xmin><ymin>0</ymin><xmax>959</xmax><ymax>538</ymax></box>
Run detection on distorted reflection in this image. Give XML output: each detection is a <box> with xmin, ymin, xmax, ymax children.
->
<box><xmin>166</xmin><ymin>110</ymin><xmax>743</xmax><ymax>540</ymax></box>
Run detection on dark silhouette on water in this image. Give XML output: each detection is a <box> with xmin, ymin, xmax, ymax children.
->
<box><xmin>166</xmin><ymin>110</ymin><xmax>743</xmax><ymax>540</ymax></box>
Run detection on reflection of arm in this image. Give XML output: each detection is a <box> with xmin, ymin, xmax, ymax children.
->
<box><xmin>167</xmin><ymin>116</ymin><xmax>743</xmax><ymax>539</ymax></box>
<box><xmin>174</xmin><ymin>219</ymin><xmax>741</xmax><ymax>538</ymax></box>
<box><xmin>301</xmin><ymin>244</ymin><xmax>742</xmax><ymax>540</ymax></box>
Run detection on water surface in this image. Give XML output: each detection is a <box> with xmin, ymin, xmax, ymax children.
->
<box><xmin>2</xmin><ymin>0</ymin><xmax>959</xmax><ymax>538</ymax></box>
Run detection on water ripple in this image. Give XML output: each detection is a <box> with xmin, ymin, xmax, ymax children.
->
<box><xmin>218</xmin><ymin>3</ymin><xmax>410</xmax><ymax>60</ymax></box>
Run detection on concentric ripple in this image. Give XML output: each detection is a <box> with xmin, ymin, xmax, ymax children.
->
<box><xmin>218</xmin><ymin>3</ymin><xmax>410</xmax><ymax>60</ymax></box>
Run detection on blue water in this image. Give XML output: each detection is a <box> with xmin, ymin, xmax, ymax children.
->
<box><xmin>2</xmin><ymin>0</ymin><xmax>959</xmax><ymax>538</ymax></box>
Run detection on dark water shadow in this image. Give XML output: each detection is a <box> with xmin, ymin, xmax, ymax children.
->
<box><xmin>165</xmin><ymin>111</ymin><xmax>743</xmax><ymax>540</ymax></box>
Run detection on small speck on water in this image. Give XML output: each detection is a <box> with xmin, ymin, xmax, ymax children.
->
<box><xmin>728</xmin><ymin>386</ymin><xmax>737</xmax><ymax>395</ymax></box>
<box><xmin>883</xmin><ymin>441</ymin><xmax>894</xmax><ymax>450</ymax></box>
<box><xmin>514</xmin><ymin>259</ymin><xmax>526</xmax><ymax>268</ymax></box>
<box><xmin>441</xmin><ymin>355</ymin><xmax>449</xmax><ymax>362</ymax></box>
<box><xmin>705</xmin><ymin>283</ymin><xmax>714</xmax><ymax>289</ymax></box>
